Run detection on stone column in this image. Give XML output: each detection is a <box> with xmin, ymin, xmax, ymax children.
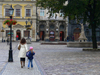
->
<box><xmin>32</xmin><ymin>3</ymin><xmax>36</xmax><ymax>18</ymax></box>
<box><xmin>55</xmin><ymin>21</ymin><xmax>59</xmax><ymax>41</ymax></box>
<box><xmin>65</xmin><ymin>25</ymin><xmax>68</xmax><ymax>41</ymax></box>
<box><xmin>36</xmin><ymin>20</ymin><xmax>39</xmax><ymax>41</ymax></box>
<box><xmin>14</xmin><ymin>29</ymin><xmax>16</xmax><ymax>41</ymax></box>
<box><xmin>0</xmin><ymin>2</ymin><xmax>2</xmax><ymax>18</ymax></box>
<box><xmin>0</xmin><ymin>2</ymin><xmax>2</xmax><ymax>41</ymax></box>
<box><xmin>44</xmin><ymin>21</ymin><xmax>49</xmax><ymax>41</ymax></box>
<box><xmin>21</xmin><ymin>29</ymin><xmax>24</xmax><ymax>39</ymax></box>
<box><xmin>32</xmin><ymin>20</ymin><xmax>36</xmax><ymax>41</ymax></box>
<box><xmin>0</xmin><ymin>21</ymin><xmax>2</xmax><ymax>41</ymax></box>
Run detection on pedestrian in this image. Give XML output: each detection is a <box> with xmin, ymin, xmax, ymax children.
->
<box><xmin>67</xmin><ymin>35</ymin><xmax>69</xmax><ymax>42</ymax></box>
<box><xmin>18</xmin><ymin>38</ymin><xmax>28</xmax><ymax>68</ymax></box>
<box><xmin>16</xmin><ymin>35</ymin><xmax>18</xmax><ymax>41</ymax></box>
<box><xmin>27</xmin><ymin>47</ymin><xmax>35</xmax><ymax>69</ymax></box>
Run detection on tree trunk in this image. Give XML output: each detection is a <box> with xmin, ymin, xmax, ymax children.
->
<box><xmin>91</xmin><ymin>23</ymin><xmax>97</xmax><ymax>49</ymax></box>
<box><xmin>91</xmin><ymin>0</ymin><xmax>97</xmax><ymax>49</ymax></box>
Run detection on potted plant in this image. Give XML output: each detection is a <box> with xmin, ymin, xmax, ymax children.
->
<box><xmin>4</xmin><ymin>19</ymin><xmax>17</xmax><ymax>27</ymax></box>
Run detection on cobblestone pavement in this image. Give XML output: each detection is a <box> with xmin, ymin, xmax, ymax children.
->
<box><xmin>0</xmin><ymin>42</ymin><xmax>18</xmax><ymax>73</ymax></box>
<box><xmin>1</xmin><ymin>42</ymin><xmax>100</xmax><ymax>75</ymax></box>
<box><xmin>1</xmin><ymin>49</ymin><xmax>41</xmax><ymax>75</ymax></box>
<box><xmin>29</xmin><ymin>43</ymin><xmax>100</xmax><ymax>75</ymax></box>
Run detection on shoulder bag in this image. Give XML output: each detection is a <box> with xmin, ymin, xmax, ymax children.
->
<box><xmin>18</xmin><ymin>44</ymin><xmax>21</xmax><ymax>50</ymax></box>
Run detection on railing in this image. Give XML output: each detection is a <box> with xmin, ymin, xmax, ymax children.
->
<box><xmin>39</xmin><ymin>16</ymin><xmax>65</xmax><ymax>20</ymax></box>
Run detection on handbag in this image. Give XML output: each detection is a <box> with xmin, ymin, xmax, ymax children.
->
<box><xmin>18</xmin><ymin>44</ymin><xmax>21</xmax><ymax>50</ymax></box>
<box><xmin>26</xmin><ymin>51</ymin><xmax>30</xmax><ymax>57</ymax></box>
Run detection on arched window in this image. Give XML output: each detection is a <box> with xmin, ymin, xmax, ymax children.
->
<box><xmin>74</xmin><ymin>28</ymin><xmax>81</xmax><ymax>33</ymax></box>
<box><xmin>60</xmin><ymin>25</ymin><xmax>64</xmax><ymax>29</ymax></box>
<box><xmin>39</xmin><ymin>25</ymin><xmax>45</xmax><ymax>29</ymax></box>
<box><xmin>50</xmin><ymin>25</ymin><xmax>55</xmax><ymax>29</ymax></box>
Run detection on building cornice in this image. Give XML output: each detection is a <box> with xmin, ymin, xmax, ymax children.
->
<box><xmin>0</xmin><ymin>1</ymin><xmax>36</xmax><ymax>4</ymax></box>
<box><xmin>0</xmin><ymin>18</ymin><xmax>36</xmax><ymax>21</ymax></box>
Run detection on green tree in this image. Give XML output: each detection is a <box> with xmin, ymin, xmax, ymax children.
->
<box><xmin>37</xmin><ymin>0</ymin><xmax>100</xmax><ymax>49</ymax></box>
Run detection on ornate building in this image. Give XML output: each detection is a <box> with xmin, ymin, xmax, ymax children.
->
<box><xmin>37</xmin><ymin>8</ymin><xmax>68</xmax><ymax>41</ymax></box>
<box><xmin>0</xmin><ymin>0</ymin><xmax>36</xmax><ymax>41</ymax></box>
<box><xmin>68</xmin><ymin>20</ymin><xmax>100</xmax><ymax>41</ymax></box>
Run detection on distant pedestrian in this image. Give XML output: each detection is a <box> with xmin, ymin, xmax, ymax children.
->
<box><xmin>16</xmin><ymin>35</ymin><xmax>18</xmax><ymax>41</ymax></box>
<box><xmin>18</xmin><ymin>38</ymin><xmax>28</xmax><ymax>68</ymax></box>
<box><xmin>26</xmin><ymin>47</ymin><xmax>35</xmax><ymax>69</ymax></box>
<box><xmin>67</xmin><ymin>35</ymin><xmax>69</xmax><ymax>42</ymax></box>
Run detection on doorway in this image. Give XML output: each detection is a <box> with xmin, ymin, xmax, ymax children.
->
<box><xmin>73</xmin><ymin>28</ymin><xmax>81</xmax><ymax>41</ymax></box>
<box><xmin>40</xmin><ymin>31</ymin><xmax>44</xmax><ymax>40</ymax></box>
<box><xmin>49</xmin><ymin>31</ymin><xmax>55</xmax><ymax>41</ymax></box>
<box><xmin>16</xmin><ymin>30</ymin><xmax>21</xmax><ymax>40</ymax></box>
<box><xmin>60</xmin><ymin>31</ymin><xmax>64</xmax><ymax>41</ymax></box>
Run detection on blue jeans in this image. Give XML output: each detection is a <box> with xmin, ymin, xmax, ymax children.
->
<box><xmin>16</xmin><ymin>38</ymin><xmax>18</xmax><ymax>41</ymax></box>
<box><xmin>28</xmin><ymin>59</ymin><xmax>33</xmax><ymax>68</ymax></box>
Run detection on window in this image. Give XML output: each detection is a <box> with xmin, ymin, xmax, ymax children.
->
<box><xmin>6</xmin><ymin>30</ymin><xmax>10</xmax><ymax>37</ymax></box>
<box><xmin>60</xmin><ymin>25</ymin><xmax>64</xmax><ymax>29</ymax></box>
<box><xmin>26</xmin><ymin>9</ymin><xmax>31</xmax><ymax>17</ymax></box>
<box><xmin>16</xmin><ymin>9</ymin><xmax>20</xmax><ymax>16</ymax></box>
<box><xmin>24</xmin><ymin>31</ymin><xmax>30</xmax><ymax>37</ymax></box>
<box><xmin>50</xmin><ymin>25</ymin><xmax>54</xmax><ymax>29</ymax></box>
<box><xmin>40</xmin><ymin>25</ymin><xmax>44</xmax><ymax>29</ymax></box>
<box><xmin>5</xmin><ymin>9</ymin><xmax>9</xmax><ymax>16</ymax></box>
<box><xmin>40</xmin><ymin>8</ymin><xmax>44</xmax><ymax>16</ymax></box>
<box><xmin>6</xmin><ymin>30</ymin><xmax>13</xmax><ymax>37</ymax></box>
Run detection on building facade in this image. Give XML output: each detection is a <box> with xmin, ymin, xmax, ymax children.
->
<box><xmin>0</xmin><ymin>0</ymin><xmax>36</xmax><ymax>41</ymax></box>
<box><xmin>68</xmin><ymin>20</ymin><xmax>100</xmax><ymax>42</ymax></box>
<box><xmin>36</xmin><ymin>8</ymin><xmax>68</xmax><ymax>41</ymax></box>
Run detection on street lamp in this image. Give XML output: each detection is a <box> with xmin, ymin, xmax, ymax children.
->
<box><xmin>1</xmin><ymin>27</ymin><xmax>4</xmax><ymax>42</ymax></box>
<box><xmin>8</xmin><ymin>5</ymin><xmax>14</xmax><ymax>62</ymax></box>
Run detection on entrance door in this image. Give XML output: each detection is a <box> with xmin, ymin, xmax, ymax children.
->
<box><xmin>60</xmin><ymin>31</ymin><xmax>64</xmax><ymax>41</ymax></box>
<box><xmin>73</xmin><ymin>28</ymin><xmax>81</xmax><ymax>41</ymax></box>
<box><xmin>40</xmin><ymin>31</ymin><xmax>44</xmax><ymax>40</ymax></box>
<box><xmin>16</xmin><ymin>30</ymin><xmax>21</xmax><ymax>40</ymax></box>
<box><xmin>74</xmin><ymin>33</ymin><xmax>80</xmax><ymax>41</ymax></box>
<box><xmin>49</xmin><ymin>31</ymin><xmax>55</xmax><ymax>41</ymax></box>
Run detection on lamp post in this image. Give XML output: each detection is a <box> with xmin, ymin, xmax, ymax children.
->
<box><xmin>25</xmin><ymin>18</ymin><xmax>32</xmax><ymax>43</ymax></box>
<box><xmin>1</xmin><ymin>27</ymin><xmax>4</xmax><ymax>42</ymax></box>
<box><xmin>8</xmin><ymin>5</ymin><xmax>14</xmax><ymax>62</ymax></box>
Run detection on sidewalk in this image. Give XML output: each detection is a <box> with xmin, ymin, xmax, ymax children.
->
<box><xmin>1</xmin><ymin>49</ymin><xmax>41</xmax><ymax>75</ymax></box>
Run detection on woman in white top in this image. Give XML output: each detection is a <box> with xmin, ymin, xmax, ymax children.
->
<box><xmin>18</xmin><ymin>38</ymin><xmax>28</xmax><ymax>68</ymax></box>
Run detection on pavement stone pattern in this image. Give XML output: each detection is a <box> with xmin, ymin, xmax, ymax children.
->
<box><xmin>0</xmin><ymin>42</ymin><xmax>18</xmax><ymax>73</ymax></box>
<box><xmin>0</xmin><ymin>42</ymin><xmax>100</xmax><ymax>75</ymax></box>
<box><xmin>1</xmin><ymin>49</ymin><xmax>41</xmax><ymax>75</ymax></box>
<box><xmin>29</xmin><ymin>43</ymin><xmax>100</xmax><ymax>75</ymax></box>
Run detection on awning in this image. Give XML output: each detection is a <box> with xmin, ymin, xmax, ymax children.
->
<box><xmin>7</xmin><ymin>32</ymin><xmax>13</xmax><ymax>35</ymax></box>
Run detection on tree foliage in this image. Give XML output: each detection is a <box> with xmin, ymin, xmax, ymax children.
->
<box><xmin>37</xmin><ymin>0</ymin><xmax>100</xmax><ymax>48</ymax></box>
<box><xmin>37</xmin><ymin>0</ymin><xmax>100</xmax><ymax>27</ymax></box>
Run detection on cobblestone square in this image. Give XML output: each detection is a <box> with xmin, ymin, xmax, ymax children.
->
<box><xmin>0</xmin><ymin>42</ymin><xmax>100</xmax><ymax>75</ymax></box>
